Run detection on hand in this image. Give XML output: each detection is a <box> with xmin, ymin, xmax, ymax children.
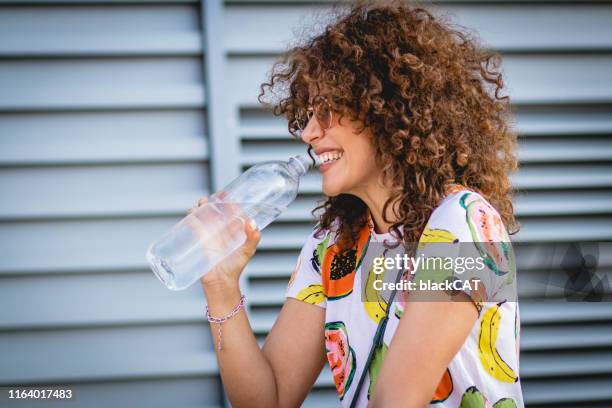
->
<box><xmin>186</xmin><ymin>196</ymin><xmax>261</xmax><ymax>290</ymax></box>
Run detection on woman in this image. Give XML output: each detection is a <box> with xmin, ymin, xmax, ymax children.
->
<box><xmin>195</xmin><ymin>1</ymin><xmax>523</xmax><ymax>406</ymax></box>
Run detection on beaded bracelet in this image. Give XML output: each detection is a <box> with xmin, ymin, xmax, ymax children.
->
<box><xmin>206</xmin><ymin>294</ymin><xmax>246</xmax><ymax>351</ymax></box>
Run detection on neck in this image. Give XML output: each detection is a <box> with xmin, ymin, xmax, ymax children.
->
<box><xmin>347</xmin><ymin>176</ymin><xmax>399</xmax><ymax>235</ymax></box>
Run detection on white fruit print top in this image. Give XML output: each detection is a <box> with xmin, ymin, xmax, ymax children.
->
<box><xmin>285</xmin><ymin>185</ymin><xmax>524</xmax><ymax>407</ymax></box>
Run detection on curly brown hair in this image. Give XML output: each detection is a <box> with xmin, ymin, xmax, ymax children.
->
<box><xmin>258</xmin><ymin>0</ymin><xmax>519</xmax><ymax>251</ymax></box>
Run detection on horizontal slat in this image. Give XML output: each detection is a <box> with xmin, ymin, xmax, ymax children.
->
<box><xmin>514</xmin><ymin>191</ymin><xmax>612</xmax><ymax>216</ymax></box>
<box><xmin>44</xmin><ymin>378</ymin><xmax>222</xmax><ymax>408</ymax></box>
<box><xmin>0</xmin><ymin>57</ymin><xmax>205</xmax><ymax>111</ymax></box>
<box><xmin>521</xmin><ymin>324</ymin><xmax>612</xmax><ymax>351</ymax></box>
<box><xmin>0</xmin><ymin>85</ymin><xmax>205</xmax><ymax>111</ymax></box>
<box><xmin>0</xmin><ymin>4</ymin><xmax>200</xmax><ymax>57</ymax></box>
<box><xmin>523</xmin><ymin>377</ymin><xmax>612</xmax><ymax>405</ymax></box>
<box><xmin>246</xmin><ymin>251</ymin><xmax>303</xmax><ymax>278</ymax></box>
<box><xmin>0</xmin><ymin>58</ymin><xmax>202</xmax><ymax>87</ymax></box>
<box><xmin>518</xmin><ymin>138</ymin><xmax>612</xmax><ymax>163</ymax></box>
<box><xmin>520</xmin><ymin>301</ymin><xmax>612</xmax><ymax>325</ymax></box>
<box><xmin>0</xmin><ymin>163</ymin><xmax>208</xmax><ymax>203</ymax></box>
<box><xmin>520</xmin><ymin>351</ymin><xmax>612</xmax><ymax>377</ymax></box>
<box><xmin>513</xmin><ymin>217</ymin><xmax>612</xmax><ymax>241</ymax></box>
<box><xmin>0</xmin><ymin>34</ymin><xmax>201</xmax><ymax>57</ymax></box>
<box><xmin>224</xmin><ymin>3</ymin><xmax>612</xmax><ymax>54</ymax></box>
<box><xmin>515</xmin><ymin>105</ymin><xmax>612</xmax><ymax>136</ymax></box>
<box><xmin>512</xmin><ymin>165</ymin><xmax>612</xmax><ymax>190</ymax></box>
<box><xmin>0</xmin><ymin>137</ymin><xmax>208</xmax><ymax>166</ymax></box>
<box><xmin>0</xmin><ymin>217</ymin><xmax>192</xmax><ymax>274</ymax></box>
<box><xmin>0</xmin><ymin>271</ymin><xmax>206</xmax><ymax>330</ymax></box>
<box><xmin>0</xmin><ymin>191</ymin><xmax>208</xmax><ymax>221</ymax></box>
<box><xmin>0</xmin><ymin>324</ymin><xmax>218</xmax><ymax>384</ymax></box>
<box><xmin>0</xmin><ymin>109</ymin><xmax>208</xmax><ymax>167</ymax></box>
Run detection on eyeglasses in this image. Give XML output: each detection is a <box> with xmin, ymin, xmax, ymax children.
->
<box><xmin>289</xmin><ymin>95</ymin><xmax>333</xmax><ymax>138</ymax></box>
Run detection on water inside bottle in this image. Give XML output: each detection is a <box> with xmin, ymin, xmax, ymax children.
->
<box><xmin>147</xmin><ymin>201</ymin><xmax>286</xmax><ymax>290</ymax></box>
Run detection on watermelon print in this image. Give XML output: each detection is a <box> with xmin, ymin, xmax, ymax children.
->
<box><xmin>325</xmin><ymin>321</ymin><xmax>357</xmax><ymax>400</ymax></box>
<box><xmin>465</xmin><ymin>197</ymin><xmax>512</xmax><ymax>277</ymax></box>
<box><xmin>285</xmin><ymin>185</ymin><xmax>523</xmax><ymax>407</ymax></box>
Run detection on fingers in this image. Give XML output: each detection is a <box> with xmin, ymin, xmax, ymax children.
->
<box><xmin>240</xmin><ymin>218</ymin><xmax>261</xmax><ymax>257</ymax></box>
<box><xmin>187</xmin><ymin>196</ymin><xmax>210</xmax><ymax>215</ymax></box>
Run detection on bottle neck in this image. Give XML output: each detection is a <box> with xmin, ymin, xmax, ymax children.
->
<box><xmin>287</xmin><ymin>155</ymin><xmax>311</xmax><ymax>177</ymax></box>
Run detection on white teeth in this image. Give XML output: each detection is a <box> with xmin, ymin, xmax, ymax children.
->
<box><xmin>320</xmin><ymin>151</ymin><xmax>343</xmax><ymax>163</ymax></box>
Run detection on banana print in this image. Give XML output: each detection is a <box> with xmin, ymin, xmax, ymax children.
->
<box><xmin>296</xmin><ymin>284</ymin><xmax>326</xmax><ymax>305</ymax></box>
<box><xmin>363</xmin><ymin>260</ymin><xmax>388</xmax><ymax>324</ymax></box>
<box><xmin>418</xmin><ymin>225</ymin><xmax>459</xmax><ymax>250</ymax></box>
<box><xmin>478</xmin><ymin>301</ymin><xmax>519</xmax><ymax>383</ymax></box>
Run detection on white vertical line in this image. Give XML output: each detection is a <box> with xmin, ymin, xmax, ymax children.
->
<box><xmin>201</xmin><ymin>1</ymin><xmax>249</xmax><ymax>407</ymax></box>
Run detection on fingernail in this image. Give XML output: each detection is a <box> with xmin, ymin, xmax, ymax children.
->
<box><xmin>248</xmin><ymin>219</ymin><xmax>257</xmax><ymax>230</ymax></box>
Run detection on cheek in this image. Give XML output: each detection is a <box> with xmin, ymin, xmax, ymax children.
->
<box><xmin>351</xmin><ymin>146</ymin><xmax>378</xmax><ymax>172</ymax></box>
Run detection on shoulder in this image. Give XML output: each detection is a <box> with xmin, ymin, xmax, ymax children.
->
<box><xmin>425</xmin><ymin>189</ymin><xmax>509</xmax><ymax>243</ymax></box>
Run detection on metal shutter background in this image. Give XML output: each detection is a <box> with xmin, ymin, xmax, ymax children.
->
<box><xmin>0</xmin><ymin>1</ymin><xmax>223</xmax><ymax>407</ymax></box>
<box><xmin>226</xmin><ymin>1</ymin><xmax>612</xmax><ymax>407</ymax></box>
<box><xmin>1</xmin><ymin>1</ymin><xmax>611</xmax><ymax>408</ymax></box>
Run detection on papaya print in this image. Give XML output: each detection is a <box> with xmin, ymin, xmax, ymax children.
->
<box><xmin>478</xmin><ymin>301</ymin><xmax>519</xmax><ymax>383</ymax></box>
<box><xmin>430</xmin><ymin>368</ymin><xmax>453</xmax><ymax>403</ymax></box>
<box><xmin>323</xmin><ymin>223</ymin><xmax>371</xmax><ymax>300</ymax></box>
<box><xmin>285</xmin><ymin>186</ymin><xmax>523</xmax><ymax>407</ymax></box>
<box><xmin>325</xmin><ymin>321</ymin><xmax>357</xmax><ymax>400</ymax></box>
<box><xmin>296</xmin><ymin>284</ymin><xmax>326</xmax><ymax>305</ymax></box>
<box><xmin>367</xmin><ymin>342</ymin><xmax>388</xmax><ymax>399</ymax></box>
<box><xmin>459</xmin><ymin>386</ymin><xmax>517</xmax><ymax>408</ymax></box>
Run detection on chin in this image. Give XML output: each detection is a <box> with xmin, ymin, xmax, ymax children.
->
<box><xmin>321</xmin><ymin>180</ymin><xmax>344</xmax><ymax>197</ymax></box>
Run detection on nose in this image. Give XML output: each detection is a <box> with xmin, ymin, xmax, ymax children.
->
<box><xmin>300</xmin><ymin>115</ymin><xmax>324</xmax><ymax>145</ymax></box>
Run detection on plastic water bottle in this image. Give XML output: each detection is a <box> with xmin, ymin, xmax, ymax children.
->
<box><xmin>147</xmin><ymin>153</ymin><xmax>321</xmax><ymax>290</ymax></box>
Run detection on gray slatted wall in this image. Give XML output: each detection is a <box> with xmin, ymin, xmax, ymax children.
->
<box><xmin>0</xmin><ymin>1</ymin><xmax>223</xmax><ymax>407</ymax></box>
<box><xmin>227</xmin><ymin>1</ymin><xmax>612</xmax><ymax>407</ymax></box>
<box><xmin>1</xmin><ymin>1</ymin><xmax>611</xmax><ymax>408</ymax></box>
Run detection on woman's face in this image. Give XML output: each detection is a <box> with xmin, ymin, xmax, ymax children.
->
<box><xmin>300</xmin><ymin>101</ymin><xmax>382</xmax><ymax>198</ymax></box>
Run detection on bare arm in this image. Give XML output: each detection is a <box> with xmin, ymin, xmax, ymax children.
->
<box><xmin>368</xmin><ymin>293</ymin><xmax>477</xmax><ymax>407</ymax></box>
<box><xmin>204</xmin><ymin>281</ymin><xmax>326</xmax><ymax>408</ymax></box>
<box><xmin>196</xmin><ymin>197</ymin><xmax>326</xmax><ymax>407</ymax></box>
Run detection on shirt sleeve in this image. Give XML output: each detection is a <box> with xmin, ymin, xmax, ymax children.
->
<box><xmin>285</xmin><ymin>226</ymin><xmax>330</xmax><ymax>309</ymax></box>
<box><xmin>412</xmin><ymin>191</ymin><xmax>517</xmax><ymax>317</ymax></box>
<box><xmin>456</xmin><ymin>192</ymin><xmax>517</xmax><ymax>312</ymax></box>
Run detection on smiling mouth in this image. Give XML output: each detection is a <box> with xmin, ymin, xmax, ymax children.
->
<box><xmin>319</xmin><ymin>150</ymin><xmax>344</xmax><ymax>165</ymax></box>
